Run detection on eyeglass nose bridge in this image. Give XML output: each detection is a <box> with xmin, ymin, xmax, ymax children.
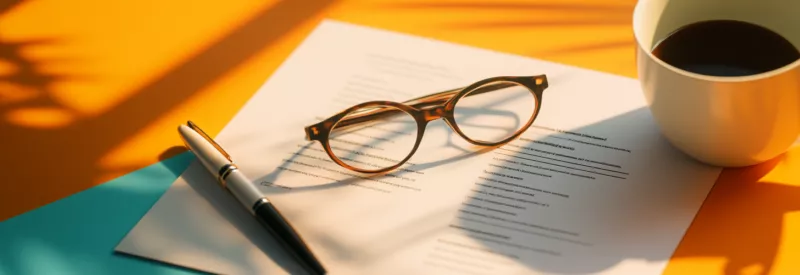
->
<box><xmin>421</xmin><ymin>105</ymin><xmax>449</xmax><ymax>122</ymax></box>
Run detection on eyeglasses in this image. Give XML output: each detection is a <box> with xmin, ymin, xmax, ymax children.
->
<box><xmin>304</xmin><ymin>75</ymin><xmax>549</xmax><ymax>173</ymax></box>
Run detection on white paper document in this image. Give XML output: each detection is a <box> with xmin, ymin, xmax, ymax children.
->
<box><xmin>116</xmin><ymin>20</ymin><xmax>721</xmax><ymax>275</ymax></box>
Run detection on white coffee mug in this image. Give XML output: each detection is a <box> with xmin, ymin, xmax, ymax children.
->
<box><xmin>633</xmin><ymin>0</ymin><xmax>800</xmax><ymax>167</ymax></box>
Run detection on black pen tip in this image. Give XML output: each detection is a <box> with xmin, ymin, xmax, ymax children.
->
<box><xmin>308</xmin><ymin>260</ymin><xmax>326</xmax><ymax>275</ymax></box>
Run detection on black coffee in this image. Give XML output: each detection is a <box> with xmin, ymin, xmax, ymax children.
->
<box><xmin>651</xmin><ymin>20</ymin><xmax>800</xmax><ymax>77</ymax></box>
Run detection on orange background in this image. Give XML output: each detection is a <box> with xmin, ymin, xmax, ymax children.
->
<box><xmin>1</xmin><ymin>0</ymin><xmax>798</xmax><ymax>274</ymax></box>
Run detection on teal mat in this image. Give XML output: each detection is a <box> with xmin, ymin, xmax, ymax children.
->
<box><xmin>0</xmin><ymin>152</ymin><xmax>205</xmax><ymax>275</ymax></box>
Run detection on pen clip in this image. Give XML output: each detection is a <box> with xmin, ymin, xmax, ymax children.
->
<box><xmin>186</xmin><ymin>120</ymin><xmax>233</xmax><ymax>162</ymax></box>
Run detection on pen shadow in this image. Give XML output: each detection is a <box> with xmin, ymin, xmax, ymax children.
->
<box><xmin>106</xmin><ymin>148</ymin><xmax>310</xmax><ymax>274</ymax></box>
<box><xmin>180</xmin><ymin>161</ymin><xmax>312</xmax><ymax>275</ymax></box>
<box><xmin>159</xmin><ymin>146</ymin><xmax>189</xmax><ymax>165</ymax></box>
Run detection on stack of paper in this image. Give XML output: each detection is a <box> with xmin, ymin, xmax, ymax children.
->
<box><xmin>115</xmin><ymin>19</ymin><xmax>721</xmax><ymax>275</ymax></box>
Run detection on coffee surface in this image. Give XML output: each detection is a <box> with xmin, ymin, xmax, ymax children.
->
<box><xmin>652</xmin><ymin>20</ymin><xmax>800</xmax><ymax>77</ymax></box>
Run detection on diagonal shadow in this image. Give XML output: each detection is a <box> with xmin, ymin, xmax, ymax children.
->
<box><xmin>0</xmin><ymin>0</ymin><xmax>338</xmax><ymax>221</ymax></box>
<box><xmin>536</xmin><ymin>40</ymin><xmax>635</xmax><ymax>56</ymax></box>
<box><xmin>445</xmin><ymin>19</ymin><xmax>631</xmax><ymax>29</ymax></box>
<box><xmin>379</xmin><ymin>1</ymin><xmax>634</xmax><ymax>13</ymax></box>
<box><xmin>374</xmin><ymin>0</ymin><xmax>637</xmax><ymax>57</ymax></box>
<box><xmin>665</xmin><ymin>152</ymin><xmax>800</xmax><ymax>275</ymax></box>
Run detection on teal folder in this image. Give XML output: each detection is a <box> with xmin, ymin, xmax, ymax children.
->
<box><xmin>0</xmin><ymin>152</ymin><xmax>205</xmax><ymax>275</ymax></box>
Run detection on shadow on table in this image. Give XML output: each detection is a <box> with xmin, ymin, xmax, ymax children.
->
<box><xmin>665</xmin><ymin>152</ymin><xmax>800</xmax><ymax>275</ymax></box>
<box><xmin>0</xmin><ymin>0</ymin><xmax>339</xmax><ymax>221</ymax></box>
<box><xmin>377</xmin><ymin>0</ymin><xmax>637</xmax><ymax>56</ymax></box>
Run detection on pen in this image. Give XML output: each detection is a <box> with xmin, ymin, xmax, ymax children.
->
<box><xmin>178</xmin><ymin>120</ymin><xmax>326</xmax><ymax>275</ymax></box>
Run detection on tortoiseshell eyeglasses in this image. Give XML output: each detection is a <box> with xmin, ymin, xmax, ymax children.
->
<box><xmin>304</xmin><ymin>75</ymin><xmax>549</xmax><ymax>173</ymax></box>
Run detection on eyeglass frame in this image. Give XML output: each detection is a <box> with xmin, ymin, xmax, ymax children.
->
<box><xmin>304</xmin><ymin>75</ymin><xmax>549</xmax><ymax>174</ymax></box>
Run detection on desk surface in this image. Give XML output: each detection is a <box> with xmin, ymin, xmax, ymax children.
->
<box><xmin>1</xmin><ymin>0</ymin><xmax>799</xmax><ymax>274</ymax></box>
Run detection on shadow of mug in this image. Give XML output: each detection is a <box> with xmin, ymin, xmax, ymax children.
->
<box><xmin>633</xmin><ymin>0</ymin><xmax>800</xmax><ymax>167</ymax></box>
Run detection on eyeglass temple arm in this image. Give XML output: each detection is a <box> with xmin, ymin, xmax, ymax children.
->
<box><xmin>402</xmin><ymin>82</ymin><xmax>517</xmax><ymax>108</ymax></box>
<box><xmin>329</xmin><ymin>82</ymin><xmax>517</xmax><ymax>131</ymax></box>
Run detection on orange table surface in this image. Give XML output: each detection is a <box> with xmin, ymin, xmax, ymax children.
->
<box><xmin>2</xmin><ymin>0</ymin><xmax>799</xmax><ymax>274</ymax></box>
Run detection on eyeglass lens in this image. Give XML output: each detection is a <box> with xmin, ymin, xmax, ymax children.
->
<box><xmin>453</xmin><ymin>81</ymin><xmax>538</xmax><ymax>143</ymax></box>
<box><xmin>328</xmin><ymin>106</ymin><xmax>419</xmax><ymax>171</ymax></box>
